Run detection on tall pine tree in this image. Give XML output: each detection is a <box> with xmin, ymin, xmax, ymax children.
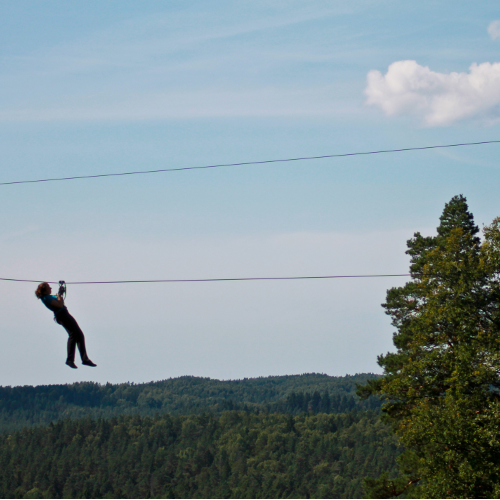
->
<box><xmin>359</xmin><ymin>195</ymin><xmax>500</xmax><ymax>498</ymax></box>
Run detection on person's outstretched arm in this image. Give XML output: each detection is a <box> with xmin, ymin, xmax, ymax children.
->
<box><xmin>51</xmin><ymin>294</ymin><xmax>65</xmax><ymax>308</ymax></box>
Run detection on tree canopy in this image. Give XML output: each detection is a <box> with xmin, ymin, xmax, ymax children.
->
<box><xmin>0</xmin><ymin>411</ymin><xmax>398</xmax><ymax>499</ymax></box>
<box><xmin>359</xmin><ymin>195</ymin><xmax>500</xmax><ymax>498</ymax></box>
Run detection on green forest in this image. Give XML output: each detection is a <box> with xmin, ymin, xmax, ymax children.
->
<box><xmin>0</xmin><ymin>409</ymin><xmax>398</xmax><ymax>499</ymax></box>
<box><xmin>0</xmin><ymin>374</ymin><xmax>396</xmax><ymax>498</ymax></box>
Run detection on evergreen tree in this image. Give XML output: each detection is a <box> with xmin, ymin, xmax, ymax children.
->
<box><xmin>359</xmin><ymin>195</ymin><xmax>500</xmax><ymax>498</ymax></box>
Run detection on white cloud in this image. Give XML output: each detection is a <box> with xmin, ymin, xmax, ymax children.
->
<box><xmin>488</xmin><ymin>20</ymin><xmax>500</xmax><ymax>40</ymax></box>
<box><xmin>365</xmin><ymin>60</ymin><xmax>500</xmax><ymax>126</ymax></box>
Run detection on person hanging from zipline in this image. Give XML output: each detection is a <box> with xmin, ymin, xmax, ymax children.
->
<box><xmin>35</xmin><ymin>281</ymin><xmax>96</xmax><ymax>369</ymax></box>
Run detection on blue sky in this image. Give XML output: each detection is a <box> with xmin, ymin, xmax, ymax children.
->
<box><xmin>2</xmin><ymin>0</ymin><xmax>500</xmax><ymax>386</ymax></box>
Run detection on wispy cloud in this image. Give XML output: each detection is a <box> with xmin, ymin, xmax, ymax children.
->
<box><xmin>0</xmin><ymin>1</ymin><xmax>370</xmax><ymax>122</ymax></box>
<box><xmin>0</xmin><ymin>225</ymin><xmax>41</xmax><ymax>243</ymax></box>
<box><xmin>2</xmin><ymin>2</ymin><xmax>349</xmax><ymax>77</ymax></box>
<box><xmin>488</xmin><ymin>20</ymin><xmax>500</xmax><ymax>40</ymax></box>
<box><xmin>0</xmin><ymin>86</ymin><xmax>360</xmax><ymax>122</ymax></box>
<box><xmin>365</xmin><ymin>60</ymin><xmax>500</xmax><ymax>126</ymax></box>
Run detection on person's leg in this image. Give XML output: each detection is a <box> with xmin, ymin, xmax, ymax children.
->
<box><xmin>57</xmin><ymin>310</ymin><xmax>78</xmax><ymax>366</ymax></box>
<box><xmin>76</xmin><ymin>333</ymin><xmax>90</xmax><ymax>363</ymax></box>
<box><xmin>57</xmin><ymin>311</ymin><xmax>95</xmax><ymax>366</ymax></box>
<box><xmin>66</xmin><ymin>316</ymin><xmax>90</xmax><ymax>362</ymax></box>
<box><xmin>67</xmin><ymin>334</ymin><xmax>77</xmax><ymax>363</ymax></box>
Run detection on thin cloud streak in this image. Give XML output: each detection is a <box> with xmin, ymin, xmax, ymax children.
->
<box><xmin>0</xmin><ymin>1</ymin><xmax>374</xmax><ymax>123</ymax></box>
<box><xmin>0</xmin><ymin>87</ymin><xmax>361</xmax><ymax>122</ymax></box>
<box><xmin>0</xmin><ymin>3</ymin><xmax>351</xmax><ymax>76</ymax></box>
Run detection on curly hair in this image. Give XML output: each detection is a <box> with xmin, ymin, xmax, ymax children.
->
<box><xmin>35</xmin><ymin>282</ymin><xmax>51</xmax><ymax>299</ymax></box>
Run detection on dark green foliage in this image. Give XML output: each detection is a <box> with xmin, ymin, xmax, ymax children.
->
<box><xmin>0</xmin><ymin>410</ymin><xmax>399</xmax><ymax>498</ymax></box>
<box><xmin>437</xmin><ymin>194</ymin><xmax>479</xmax><ymax>239</ymax></box>
<box><xmin>0</xmin><ymin>373</ymin><xmax>381</xmax><ymax>433</ymax></box>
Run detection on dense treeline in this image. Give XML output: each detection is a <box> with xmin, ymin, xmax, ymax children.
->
<box><xmin>0</xmin><ymin>373</ymin><xmax>381</xmax><ymax>432</ymax></box>
<box><xmin>0</xmin><ymin>410</ymin><xmax>399</xmax><ymax>499</ymax></box>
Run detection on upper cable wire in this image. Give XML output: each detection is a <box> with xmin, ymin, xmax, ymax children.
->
<box><xmin>1</xmin><ymin>140</ymin><xmax>499</xmax><ymax>186</ymax></box>
<box><xmin>0</xmin><ymin>274</ymin><xmax>410</xmax><ymax>285</ymax></box>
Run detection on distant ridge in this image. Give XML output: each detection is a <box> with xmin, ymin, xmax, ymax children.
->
<box><xmin>0</xmin><ymin>373</ymin><xmax>381</xmax><ymax>433</ymax></box>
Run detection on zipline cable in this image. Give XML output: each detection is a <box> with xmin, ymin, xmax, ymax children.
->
<box><xmin>1</xmin><ymin>140</ymin><xmax>499</xmax><ymax>186</ymax></box>
<box><xmin>0</xmin><ymin>274</ymin><xmax>411</xmax><ymax>285</ymax></box>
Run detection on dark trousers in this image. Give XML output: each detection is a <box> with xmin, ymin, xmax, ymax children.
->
<box><xmin>56</xmin><ymin>309</ymin><xmax>90</xmax><ymax>363</ymax></box>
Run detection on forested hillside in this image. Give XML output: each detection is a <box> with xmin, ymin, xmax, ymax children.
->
<box><xmin>0</xmin><ymin>373</ymin><xmax>381</xmax><ymax>432</ymax></box>
<box><xmin>0</xmin><ymin>374</ymin><xmax>394</xmax><ymax>498</ymax></box>
<box><xmin>0</xmin><ymin>411</ymin><xmax>399</xmax><ymax>499</ymax></box>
